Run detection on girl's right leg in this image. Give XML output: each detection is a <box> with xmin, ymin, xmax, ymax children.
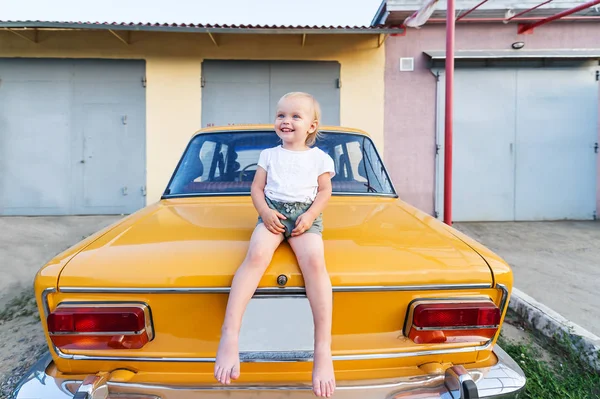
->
<box><xmin>214</xmin><ymin>223</ymin><xmax>284</xmax><ymax>385</ymax></box>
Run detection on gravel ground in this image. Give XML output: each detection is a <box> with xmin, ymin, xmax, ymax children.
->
<box><xmin>0</xmin><ymin>291</ymin><xmax>47</xmax><ymax>399</ymax></box>
<box><xmin>0</xmin><ymin>215</ymin><xmax>122</xmax><ymax>398</ymax></box>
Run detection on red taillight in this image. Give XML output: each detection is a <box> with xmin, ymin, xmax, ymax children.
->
<box><xmin>48</xmin><ymin>307</ymin><xmax>145</xmax><ymax>333</ymax></box>
<box><xmin>413</xmin><ymin>302</ymin><xmax>501</xmax><ymax>328</ymax></box>
<box><xmin>47</xmin><ymin>304</ymin><xmax>153</xmax><ymax>350</ymax></box>
<box><xmin>406</xmin><ymin>301</ymin><xmax>501</xmax><ymax>344</ymax></box>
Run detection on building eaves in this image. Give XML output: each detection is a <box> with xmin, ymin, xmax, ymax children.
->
<box><xmin>383</xmin><ymin>0</ymin><xmax>600</xmax><ymax>24</ymax></box>
<box><xmin>0</xmin><ymin>20</ymin><xmax>404</xmax><ymax>34</ymax></box>
<box><xmin>424</xmin><ymin>49</ymin><xmax>600</xmax><ymax>59</ymax></box>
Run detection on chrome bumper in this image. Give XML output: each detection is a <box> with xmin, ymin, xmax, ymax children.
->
<box><xmin>12</xmin><ymin>345</ymin><xmax>525</xmax><ymax>399</ymax></box>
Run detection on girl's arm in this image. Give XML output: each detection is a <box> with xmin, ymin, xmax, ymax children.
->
<box><xmin>251</xmin><ymin>167</ymin><xmax>270</xmax><ymax>215</ymax></box>
<box><xmin>291</xmin><ymin>172</ymin><xmax>332</xmax><ymax>236</ymax></box>
<box><xmin>252</xmin><ymin>167</ymin><xmax>286</xmax><ymax>234</ymax></box>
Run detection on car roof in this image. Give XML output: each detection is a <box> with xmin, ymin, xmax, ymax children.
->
<box><xmin>192</xmin><ymin>124</ymin><xmax>372</xmax><ymax>138</ymax></box>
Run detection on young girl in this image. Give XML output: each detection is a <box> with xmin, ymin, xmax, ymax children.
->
<box><xmin>214</xmin><ymin>92</ymin><xmax>336</xmax><ymax>398</ymax></box>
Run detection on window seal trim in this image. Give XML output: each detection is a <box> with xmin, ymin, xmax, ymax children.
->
<box><xmin>162</xmin><ymin>130</ymin><xmax>399</xmax><ymax>199</ymax></box>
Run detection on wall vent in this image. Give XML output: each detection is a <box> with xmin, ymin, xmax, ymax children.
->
<box><xmin>400</xmin><ymin>57</ymin><xmax>414</xmax><ymax>72</ymax></box>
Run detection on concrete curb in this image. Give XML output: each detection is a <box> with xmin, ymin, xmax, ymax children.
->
<box><xmin>508</xmin><ymin>287</ymin><xmax>600</xmax><ymax>371</ymax></box>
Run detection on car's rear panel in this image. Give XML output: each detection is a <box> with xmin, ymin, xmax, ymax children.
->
<box><xmin>32</xmin><ymin>197</ymin><xmax>512</xmax><ymax>380</ymax></box>
<box><xmin>42</xmin><ymin>284</ymin><xmax>506</xmax><ymax>378</ymax></box>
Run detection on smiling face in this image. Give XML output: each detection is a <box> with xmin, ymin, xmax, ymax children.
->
<box><xmin>274</xmin><ymin>94</ymin><xmax>319</xmax><ymax>148</ymax></box>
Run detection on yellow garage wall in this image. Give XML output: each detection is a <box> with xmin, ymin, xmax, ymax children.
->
<box><xmin>0</xmin><ymin>30</ymin><xmax>385</xmax><ymax>204</ymax></box>
<box><xmin>145</xmin><ymin>57</ymin><xmax>202</xmax><ymax>201</ymax></box>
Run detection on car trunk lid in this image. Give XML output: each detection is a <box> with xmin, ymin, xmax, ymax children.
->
<box><xmin>58</xmin><ymin>197</ymin><xmax>492</xmax><ymax>288</ymax></box>
<box><xmin>52</xmin><ymin>197</ymin><xmax>497</xmax><ymax>373</ymax></box>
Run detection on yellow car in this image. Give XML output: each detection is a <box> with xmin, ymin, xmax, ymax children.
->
<box><xmin>14</xmin><ymin>125</ymin><xmax>526</xmax><ymax>398</ymax></box>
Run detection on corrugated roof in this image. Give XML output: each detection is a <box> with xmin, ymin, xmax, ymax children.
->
<box><xmin>0</xmin><ymin>20</ymin><xmax>403</xmax><ymax>34</ymax></box>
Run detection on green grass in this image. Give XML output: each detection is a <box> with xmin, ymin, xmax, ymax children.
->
<box><xmin>499</xmin><ymin>331</ymin><xmax>600</xmax><ymax>399</ymax></box>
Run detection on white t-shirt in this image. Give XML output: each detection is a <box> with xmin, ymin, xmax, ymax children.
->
<box><xmin>257</xmin><ymin>145</ymin><xmax>336</xmax><ymax>203</ymax></box>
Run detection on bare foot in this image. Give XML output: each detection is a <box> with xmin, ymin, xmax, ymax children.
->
<box><xmin>214</xmin><ymin>332</ymin><xmax>240</xmax><ymax>384</ymax></box>
<box><xmin>312</xmin><ymin>344</ymin><xmax>335</xmax><ymax>397</ymax></box>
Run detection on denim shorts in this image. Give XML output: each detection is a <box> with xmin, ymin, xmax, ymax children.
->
<box><xmin>257</xmin><ymin>197</ymin><xmax>323</xmax><ymax>238</ymax></box>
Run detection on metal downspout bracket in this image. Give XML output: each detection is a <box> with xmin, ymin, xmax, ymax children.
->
<box><xmin>378</xmin><ymin>33</ymin><xmax>389</xmax><ymax>47</ymax></box>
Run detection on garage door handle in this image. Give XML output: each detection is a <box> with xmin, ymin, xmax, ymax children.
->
<box><xmin>80</xmin><ymin>160</ymin><xmax>85</xmax><ymax>164</ymax></box>
<box><xmin>509</xmin><ymin>143</ymin><xmax>513</xmax><ymax>153</ymax></box>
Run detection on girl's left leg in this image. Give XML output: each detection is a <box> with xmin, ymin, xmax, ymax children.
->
<box><xmin>287</xmin><ymin>233</ymin><xmax>335</xmax><ymax>398</ymax></box>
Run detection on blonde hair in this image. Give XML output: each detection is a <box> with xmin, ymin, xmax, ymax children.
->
<box><xmin>277</xmin><ymin>92</ymin><xmax>322</xmax><ymax>147</ymax></box>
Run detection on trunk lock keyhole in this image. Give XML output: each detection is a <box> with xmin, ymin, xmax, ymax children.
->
<box><xmin>277</xmin><ymin>274</ymin><xmax>288</xmax><ymax>286</ymax></box>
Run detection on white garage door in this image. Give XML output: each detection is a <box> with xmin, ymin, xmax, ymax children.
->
<box><xmin>435</xmin><ymin>66</ymin><xmax>598</xmax><ymax>221</ymax></box>
<box><xmin>201</xmin><ymin>60</ymin><xmax>340</xmax><ymax>127</ymax></box>
<box><xmin>0</xmin><ymin>59</ymin><xmax>146</xmax><ymax>216</ymax></box>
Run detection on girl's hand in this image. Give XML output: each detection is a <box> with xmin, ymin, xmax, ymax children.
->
<box><xmin>291</xmin><ymin>212</ymin><xmax>315</xmax><ymax>237</ymax></box>
<box><xmin>260</xmin><ymin>209</ymin><xmax>287</xmax><ymax>235</ymax></box>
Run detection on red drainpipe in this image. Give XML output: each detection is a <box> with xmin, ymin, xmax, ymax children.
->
<box><xmin>444</xmin><ymin>0</ymin><xmax>456</xmax><ymax>226</ymax></box>
<box><xmin>518</xmin><ymin>0</ymin><xmax>600</xmax><ymax>33</ymax></box>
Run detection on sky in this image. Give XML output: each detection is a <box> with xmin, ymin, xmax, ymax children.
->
<box><xmin>0</xmin><ymin>0</ymin><xmax>385</xmax><ymax>26</ymax></box>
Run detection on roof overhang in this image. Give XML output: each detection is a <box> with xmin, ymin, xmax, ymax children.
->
<box><xmin>383</xmin><ymin>0</ymin><xmax>600</xmax><ymax>25</ymax></box>
<box><xmin>424</xmin><ymin>49</ymin><xmax>600</xmax><ymax>60</ymax></box>
<box><xmin>0</xmin><ymin>21</ymin><xmax>404</xmax><ymax>35</ymax></box>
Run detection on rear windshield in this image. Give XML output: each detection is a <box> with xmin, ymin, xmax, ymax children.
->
<box><xmin>165</xmin><ymin>131</ymin><xmax>396</xmax><ymax>197</ymax></box>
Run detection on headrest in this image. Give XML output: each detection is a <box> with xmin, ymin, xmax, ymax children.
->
<box><xmin>195</xmin><ymin>158</ymin><xmax>204</xmax><ymax>177</ymax></box>
<box><xmin>358</xmin><ymin>157</ymin><xmax>367</xmax><ymax>179</ymax></box>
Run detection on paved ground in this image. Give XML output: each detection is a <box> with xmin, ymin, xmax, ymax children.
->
<box><xmin>0</xmin><ymin>216</ymin><xmax>123</xmax><ymax>309</ymax></box>
<box><xmin>455</xmin><ymin>221</ymin><xmax>600</xmax><ymax>337</ymax></box>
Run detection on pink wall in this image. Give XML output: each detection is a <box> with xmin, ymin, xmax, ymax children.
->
<box><xmin>384</xmin><ymin>22</ymin><xmax>600</xmax><ymax>216</ymax></box>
